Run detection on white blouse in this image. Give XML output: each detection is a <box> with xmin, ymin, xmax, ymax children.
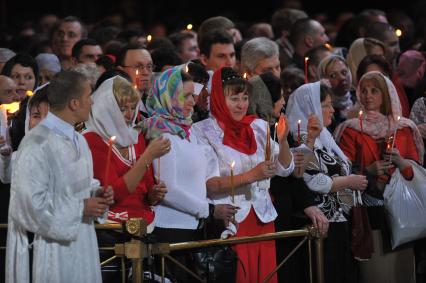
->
<box><xmin>153</xmin><ymin>132</ymin><xmax>220</xmax><ymax>230</ymax></box>
<box><xmin>192</xmin><ymin>117</ymin><xmax>294</xmax><ymax>224</ymax></box>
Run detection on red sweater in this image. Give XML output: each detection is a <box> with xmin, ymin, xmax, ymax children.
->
<box><xmin>84</xmin><ymin>132</ymin><xmax>155</xmax><ymax>224</ymax></box>
<box><xmin>339</xmin><ymin>127</ymin><xmax>420</xmax><ymax>180</ymax></box>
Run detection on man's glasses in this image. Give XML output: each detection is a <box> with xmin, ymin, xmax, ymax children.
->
<box><xmin>122</xmin><ymin>64</ymin><xmax>155</xmax><ymax>72</ymax></box>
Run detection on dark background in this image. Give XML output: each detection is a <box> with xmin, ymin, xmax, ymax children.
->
<box><xmin>0</xmin><ymin>0</ymin><xmax>417</xmax><ymax>33</ymax></box>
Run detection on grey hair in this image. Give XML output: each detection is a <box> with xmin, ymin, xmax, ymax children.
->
<box><xmin>241</xmin><ymin>37</ymin><xmax>279</xmax><ymax>73</ymax></box>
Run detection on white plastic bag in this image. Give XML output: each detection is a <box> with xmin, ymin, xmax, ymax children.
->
<box><xmin>384</xmin><ymin>161</ymin><xmax>426</xmax><ymax>249</ymax></box>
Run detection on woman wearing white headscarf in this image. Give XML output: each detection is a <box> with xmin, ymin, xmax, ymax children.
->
<box><xmin>286</xmin><ymin>80</ymin><xmax>367</xmax><ymax>283</ymax></box>
<box><xmin>335</xmin><ymin>71</ymin><xmax>423</xmax><ymax>283</ymax></box>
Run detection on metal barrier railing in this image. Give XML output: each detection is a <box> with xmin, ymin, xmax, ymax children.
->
<box><xmin>0</xmin><ymin>219</ymin><xmax>325</xmax><ymax>283</ymax></box>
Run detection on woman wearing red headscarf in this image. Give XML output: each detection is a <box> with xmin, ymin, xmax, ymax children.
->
<box><xmin>192</xmin><ymin>67</ymin><xmax>294</xmax><ymax>283</ymax></box>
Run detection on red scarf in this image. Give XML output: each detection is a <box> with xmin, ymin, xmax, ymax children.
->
<box><xmin>210</xmin><ymin>68</ymin><xmax>257</xmax><ymax>154</ymax></box>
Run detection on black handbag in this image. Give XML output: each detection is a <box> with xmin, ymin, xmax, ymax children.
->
<box><xmin>191</xmin><ymin>245</ymin><xmax>238</xmax><ymax>283</ymax></box>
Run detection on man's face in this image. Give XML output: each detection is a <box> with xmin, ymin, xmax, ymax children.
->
<box><xmin>202</xmin><ymin>43</ymin><xmax>236</xmax><ymax>72</ymax></box>
<box><xmin>78</xmin><ymin>45</ymin><xmax>103</xmax><ymax>63</ymax></box>
<box><xmin>179</xmin><ymin>38</ymin><xmax>199</xmax><ymax>62</ymax></box>
<box><xmin>383</xmin><ymin>30</ymin><xmax>400</xmax><ymax>63</ymax></box>
<box><xmin>121</xmin><ymin>49</ymin><xmax>153</xmax><ymax>93</ymax></box>
<box><xmin>75</xmin><ymin>80</ymin><xmax>93</xmax><ymax>123</ymax></box>
<box><xmin>253</xmin><ymin>55</ymin><xmax>281</xmax><ymax>78</ymax></box>
<box><xmin>310</xmin><ymin>21</ymin><xmax>329</xmax><ymax>47</ymax></box>
<box><xmin>0</xmin><ymin>77</ymin><xmax>19</xmax><ymax>104</ymax></box>
<box><xmin>52</xmin><ymin>21</ymin><xmax>83</xmax><ymax>58</ymax></box>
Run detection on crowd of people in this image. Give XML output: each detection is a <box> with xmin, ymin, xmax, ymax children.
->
<box><xmin>0</xmin><ymin>3</ymin><xmax>426</xmax><ymax>283</ymax></box>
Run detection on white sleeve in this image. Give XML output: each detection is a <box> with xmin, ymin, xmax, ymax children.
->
<box><xmin>303</xmin><ymin>171</ymin><xmax>332</xmax><ymax>194</ymax></box>
<box><xmin>153</xmin><ymin>142</ymin><xmax>209</xmax><ymax>219</ymax></box>
<box><xmin>9</xmin><ymin>145</ymin><xmax>84</xmax><ymax>242</ymax></box>
<box><xmin>273</xmin><ymin>139</ymin><xmax>295</xmax><ymax>177</ymax></box>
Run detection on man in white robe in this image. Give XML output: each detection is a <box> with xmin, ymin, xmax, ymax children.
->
<box><xmin>5</xmin><ymin>71</ymin><xmax>113</xmax><ymax>283</ymax></box>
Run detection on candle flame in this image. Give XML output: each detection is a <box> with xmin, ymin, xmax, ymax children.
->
<box><xmin>304</xmin><ymin>57</ymin><xmax>309</xmax><ymax>63</ymax></box>
<box><xmin>2</xmin><ymin>102</ymin><xmax>20</xmax><ymax>114</ymax></box>
<box><xmin>26</xmin><ymin>90</ymin><xmax>34</xmax><ymax>97</ymax></box>
<box><xmin>324</xmin><ymin>43</ymin><xmax>332</xmax><ymax>50</ymax></box>
<box><xmin>110</xmin><ymin>136</ymin><xmax>117</xmax><ymax>143</ymax></box>
<box><xmin>297</xmin><ymin>119</ymin><xmax>301</xmax><ymax>124</ymax></box>
<box><xmin>186</xmin><ymin>24</ymin><xmax>193</xmax><ymax>30</ymax></box>
<box><xmin>397</xmin><ymin>116</ymin><xmax>401</xmax><ymax>121</ymax></box>
<box><xmin>185</xmin><ymin>64</ymin><xmax>189</xmax><ymax>73</ymax></box>
<box><xmin>395</xmin><ymin>29</ymin><xmax>402</xmax><ymax>37</ymax></box>
<box><xmin>275</xmin><ymin>122</ymin><xmax>278</xmax><ymax>126</ymax></box>
<box><xmin>136</xmin><ymin>69</ymin><xmax>139</xmax><ymax>75</ymax></box>
<box><xmin>243</xmin><ymin>72</ymin><xmax>247</xmax><ymax>79</ymax></box>
<box><xmin>359</xmin><ymin>110</ymin><xmax>363</xmax><ymax>116</ymax></box>
<box><xmin>147</xmin><ymin>35</ymin><xmax>152</xmax><ymax>42</ymax></box>
<box><xmin>230</xmin><ymin>161</ymin><xmax>235</xmax><ymax>169</ymax></box>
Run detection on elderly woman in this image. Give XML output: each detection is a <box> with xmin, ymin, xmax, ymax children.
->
<box><xmin>192</xmin><ymin>67</ymin><xmax>294</xmax><ymax>283</ymax></box>
<box><xmin>286</xmin><ymin>81</ymin><xmax>367</xmax><ymax>283</ymax></box>
<box><xmin>335</xmin><ymin>71</ymin><xmax>424</xmax><ymax>283</ymax></box>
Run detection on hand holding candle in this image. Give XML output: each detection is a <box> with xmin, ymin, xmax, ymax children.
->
<box><xmin>104</xmin><ymin>136</ymin><xmax>116</xmax><ymax>189</ymax></box>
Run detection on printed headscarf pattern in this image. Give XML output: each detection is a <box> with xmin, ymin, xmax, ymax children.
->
<box><xmin>286</xmin><ymin>81</ymin><xmax>350</xmax><ymax>173</ymax></box>
<box><xmin>143</xmin><ymin>65</ymin><xmax>192</xmax><ymax>140</ymax></box>
<box><xmin>334</xmin><ymin>71</ymin><xmax>424</xmax><ymax>164</ymax></box>
<box><xmin>211</xmin><ymin>67</ymin><xmax>257</xmax><ymax>154</ymax></box>
<box><xmin>85</xmin><ymin>76</ymin><xmax>139</xmax><ymax>147</ymax></box>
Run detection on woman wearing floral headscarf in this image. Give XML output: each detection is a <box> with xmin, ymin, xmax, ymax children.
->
<box><xmin>335</xmin><ymin>71</ymin><xmax>424</xmax><ymax>283</ymax></box>
<box><xmin>143</xmin><ymin>65</ymin><xmax>237</xmax><ymax>282</ymax></box>
<box><xmin>192</xmin><ymin>67</ymin><xmax>294</xmax><ymax>283</ymax></box>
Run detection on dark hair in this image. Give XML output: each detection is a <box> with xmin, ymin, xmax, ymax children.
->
<box><xmin>199</xmin><ymin>29</ymin><xmax>233</xmax><ymax>57</ymax></box>
<box><xmin>48</xmin><ymin>71</ymin><xmax>88</xmax><ymax>110</ymax></box>
<box><xmin>1</xmin><ymin>53</ymin><xmax>39</xmax><ymax>89</ymax></box>
<box><xmin>271</xmin><ymin>8</ymin><xmax>308</xmax><ymax>39</ymax></box>
<box><xmin>198</xmin><ymin>16</ymin><xmax>235</xmax><ymax>45</ymax></box>
<box><xmin>29</xmin><ymin>84</ymin><xmax>49</xmax><ymax>111</ymax></box>
<box><xmin>356</xmin><ymin>54</ymin><xmax>392</xmax><ymax>82</ymax></box>
<box><xmin>151</xmin><ymin>47</ymin><xmax>182</xmax><ymax>72</ymax></box>
<box><xmin>305</xmin><ymin>44</ymin><xmax>331</xmax><ymax>67</ymax></box>
<box><xmin>95</xmin><ymin>69</ymin><xmax>131</xmax><ymax>90</ymax></box>
<box><xmin>95</xmin><ymin>55</ymin><xmax>115</xmax><ymax>72</ymax></box>
<box><xmin>169</xmin><ymin>32</ymin><xmax>196</xmax><ymax>53</ymax></box>
<box><xmin>221</xmin><ymin>67</ymin><xmax>248</xmax><ymax>96</ymax></box>
<box><xmin>259</xmin><ymin>72</ymin><xmax>282</xmax><ymax>103</ymax></box>
<box><xmin>280</xmin><ymin>67</ymin><xmax>304</xmax><ymax>96</ymax></box>
<box><xmin>71</xmin><ymin>38</ymin><xmax>99</xmax><ymax>59</ymax></box>
<box><xmin>146</xmin><ymin>37</ymin><xmax>175</xmax><ymax>53</ymax></box>
<box><xmin>187</xmin><ymin>60</ymin><xmax>209</xmax><ymax>84</ymax></box>
<box><xmin>320</xmin><ymin>82</ymin><xmax>333</xmax><ymax>102</ymax></box>
<box><xmin>365</xmin><ymin>22</ymin><xmax>395</xmax><ymax>43</ymax></box>
<box><xmin>116</xmin><ymin>42</ymin><xmax>146</xmax><ymax>67</ymax></box>
<box><xmin>289</xmin><ymin>18</ymin><xmax>316</xmax><ymax>46</ymax></box>
<box><xmin>181</xmin><ymin>68</ymin><xmax>193</xmax><ymax>82</ymax></box>
<box><xmin>50</xmin><ymin>16</ymin><xmax>87</xmax><ymax>40</ymax></box>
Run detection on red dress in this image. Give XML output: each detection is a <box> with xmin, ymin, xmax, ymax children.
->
<box><xmin>84</xmin><ymin>132</ymin><xmax>155</xmax><ymax>224</ymax></box>
<box><xmin>338</xmin><ymin>127</ymin><xmax>420</xmax><ymax>180</ymax></box>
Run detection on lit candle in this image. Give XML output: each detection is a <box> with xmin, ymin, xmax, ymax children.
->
<box><xmin>243</xmin><ymin>72</ymin><xmax>247</xmax><ymax>80</ymax></box>
<box><xmin>304</xmin><ymin>57</ymin><xmax>309</xmax><ymax>83</ymax></box>
<box><xmin>2</xmin><ymin>102</ymin><xmax>20</xmax><ymax>114</ymax></box>
<box><xmin>104</xmin><ymin>136</ymin><xmax>116</xmax><ymax>189</ymax></box>
<box><xmin>297</xmin><ymin>119</ymin><xmax>301</xmax><ymax>146</ymax></box>
<box><xmin>186</xmin><ymin>24</ymin><xmax>193</xmax><ymax>30</ymax></box>
<box><xmin>134</xmin><ymin>69</ymin><xmax>139</xmax><ymax>89</ymax></box>
<box><xmin>26</xmin><ymin>90</ymin><xmax>34</xmax><ymax>97</ymax></box>
<box><xmin>324</xmin><ymin>43</ymin><xmax>332</xmax><ymax>50</ymax></box>
<box><xmin>0</xmin><ymin>106</ymin><xmax>7</xmax><ymax>143</ymax></box>
<box><xmin>265</xmin><ymin>121</ymin><xmax>271</xmax><ymax>161</ymax></box>
<box><xmin>272</xmin><ymin>122</ymin><xmax>278</xmax><ymax>162</ymax></box>
<box><xmin>395</xmin><ymin>29</ymin><xmax>402</xmax><ymax>37</ymax></box>
<box><xmin>358</xmin><ymin>110</ymin><xmax>363</xmax><ymax>133</ymax></box>
<box><xmin>389</xmin><ymin>116</ymin><xmax>401</xmax><ymax>162</ymax></box>
<box><xmin>230</xmin><ymin>161</ymin><xmax>235</xmax><ymax>203</ymax></box>
<box><xmin>147</xmin><ymin>34</ymin><xmax>152</xmax><ymax>43</ymax></box>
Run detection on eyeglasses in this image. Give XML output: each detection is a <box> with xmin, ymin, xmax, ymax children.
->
<box><xmin>122</xmin><ymin>64</ymin><xmax>155</xmax><ymax>72</ymax></box>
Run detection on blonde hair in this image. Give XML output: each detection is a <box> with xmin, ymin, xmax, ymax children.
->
<box><xmin>112</xmin><ymin>76</ymin><xmax>140</xmax><ymax>105</ymax></box>
<box><xmin>360</xmin><ymin>72</ymin><xmax>392</xmax><ymax>115</ymax></box>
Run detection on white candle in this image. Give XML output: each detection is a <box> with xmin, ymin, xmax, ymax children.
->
<box><xmin>272</xmin><ymin>122</ymin><xmax>278</xmax><ymax>162</ymax></box>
